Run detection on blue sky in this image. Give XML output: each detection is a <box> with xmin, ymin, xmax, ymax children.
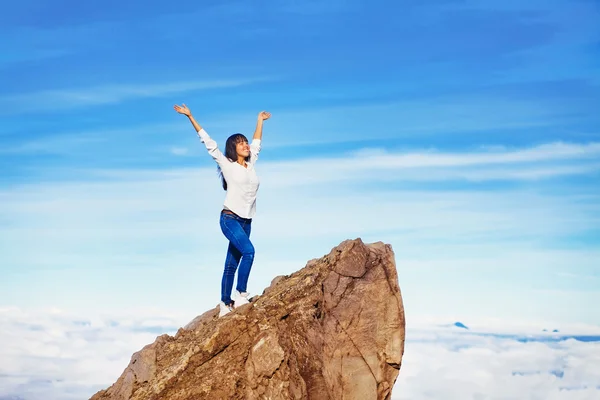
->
<box><xmin>1</xmin><ymin>0</ymin><xmax>600</xmax><ymax>398</ymax></box>
<box><xmin>1</xmin><ymin>0</ymin><xmax>599</xmax><ymax>319</ymax></box>
<box><xmin>1</xmin><ymin>0</ymin><xmax>599</xmax><ymax>323</ymax></box>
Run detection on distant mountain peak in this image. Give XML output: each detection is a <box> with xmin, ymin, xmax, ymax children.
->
<box><xmin>454</xmin><ymin>322</ymin><xmax>469</xmax><ymax>330</ymax></box>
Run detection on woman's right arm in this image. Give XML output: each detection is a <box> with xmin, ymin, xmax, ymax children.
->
<box><xmin>174</xmin><ymin>104</ymin><xmax>228</xmax><ymax>165</ymax></box>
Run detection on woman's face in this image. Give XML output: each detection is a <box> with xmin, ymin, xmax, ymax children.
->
<box><xmin>236</xmin><ymin>139</ymin><xmax>250</xmax><ymax>158</ymax></box>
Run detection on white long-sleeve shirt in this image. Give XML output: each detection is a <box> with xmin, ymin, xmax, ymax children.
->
<box><xmin>197</xmin><ymin>128</ymin><xmax>261</xmax><ymax>219</ymax></box>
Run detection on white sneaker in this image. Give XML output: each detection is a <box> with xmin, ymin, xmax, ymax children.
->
<box><xmin>233</xmin><ymin>290</ymin><xmax>250</xmax><ymax>308</ymax></box>
<box><xmin>219</xmin><ymin>301</ymin><xmax>233</xmax><ymax>317</ymax></box>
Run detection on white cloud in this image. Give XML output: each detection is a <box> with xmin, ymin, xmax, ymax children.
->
<box><xmin>352</xmin><ymin>142</ymin><xmax>600</xmax><ymax>168</ymax></box>
<box><xmin>257</xmin><ymin>141</ymin><xmax>600</xmax><ymax>186</ymax></box>
<box><xmin>0</xmin><ymin>134</ymin><xmax>106</xmax><ymax>155</ymax></box>
<box><xmin>393</xmin><ymin>321</ymin><xmax>600</xmax><ymax>400</ymax></box>
<box><xmin>555</xmin><ymin>272</ymin><xmax>600</xmax><ymax>280</ymax></box>
<box><xmin>0</xmin><ymin>309</ymin><xmax>598</xmax><ymax>400</ymax></box>
<box><xmin>0</xmin><ymin>122</ymin><xmax>183</xmax><ymax>154</ymax></box>
<box><xmin>170</xmin><ymin>146</ymin><xmax>189</xmax><ymax>156</ymax></box>
<box><xmin>0</xmin><ymin>307</ymin><xmax>184</xmax><ymax>400</ymax></box>
<box><xmin>0</xmin><ymin>77</ymin><xmax>271</xmax><ymax>114</ymax></box>
<box><xmin>4</xmin><ymin>134</ymin><xmax>600</xmax><ymax>183</ymax></box>
<box><xmin>47</xmin><ymin>139</ymin><xmax>568</xmax><ymax>192</ymax></box>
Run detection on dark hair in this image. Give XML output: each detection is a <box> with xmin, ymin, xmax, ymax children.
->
<box><xmin>217</xmin><ymin>133</ymin><xmax>250</xmax><ymax>190</ymax></box>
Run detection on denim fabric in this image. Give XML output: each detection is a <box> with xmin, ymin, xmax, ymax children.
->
<box><xmin>219</xmin><ymin>211</ymin><xmax>255</xmax><ymax>305</ymax></box>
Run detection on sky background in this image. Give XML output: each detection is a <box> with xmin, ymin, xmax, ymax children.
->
<box><xmin>0</xmin><ymin>0</ymin><xmax>599</xmax><ymax>399</ymax></box>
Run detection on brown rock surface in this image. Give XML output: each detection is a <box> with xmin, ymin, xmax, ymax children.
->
<box><xmin>91</xmin><ymin>238</ymin><xmax>405</xmax><ymax>400</ymax></box>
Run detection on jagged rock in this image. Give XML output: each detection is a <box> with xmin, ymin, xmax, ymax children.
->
<box><xmin>91</xmin><ymin>238</ymin><xmax>405</xmax><ymax>400</ymax></box>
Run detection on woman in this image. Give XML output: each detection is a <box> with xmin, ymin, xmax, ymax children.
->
<box><xmin>174</xmin><ymin>103</ymin><xmax>271</xmax><ymax>317</ymax></box>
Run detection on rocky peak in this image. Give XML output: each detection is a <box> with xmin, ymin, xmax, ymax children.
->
<box><xmin>91</xmin><ymin>238</ymin><xmax>405</xmax><ymax>400</ymax></box>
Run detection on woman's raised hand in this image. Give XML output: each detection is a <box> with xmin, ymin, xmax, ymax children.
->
<box><xmin>258</xmin><ymin>111</ymin><xmax>271</xmax><ymax>121</ymax></box>
<box><xmin>174</xmin><ymin>103</ymin><xmax>192</xmax><ymax>117</ymax></box>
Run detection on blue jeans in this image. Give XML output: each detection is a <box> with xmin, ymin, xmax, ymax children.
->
<box><xmin>219</xmin><ymin>211</ymin><xmax>255</xmax><ymax>305</ymax></box>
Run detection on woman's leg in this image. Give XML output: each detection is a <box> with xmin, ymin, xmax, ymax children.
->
<box><xmin>221</xmin><ymin>241</ymin><xmax>241</xmax><ymax>305</ymax></box>
<box><xmin>236</xmin><ymin>218</ymin><xmax>253</xmax><ymax>293</ymax></box>
<box><xmin>219</xmin><ymin>214</ymin><xmax>255</xmax><ymax>303</ymax></box>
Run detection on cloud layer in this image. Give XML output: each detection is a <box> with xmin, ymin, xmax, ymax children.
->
<box><xmin>0</xmin><ymin>308</ymin><xmax>598</xmax><ymax>400</ymax></box>
<box><xmin>394</xmin><ymin>321</ymin><xmax>600</xmax><ymax>400</ymax></box>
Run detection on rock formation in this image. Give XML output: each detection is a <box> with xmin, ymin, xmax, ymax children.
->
<box><xmin>91</xmin><ymin>238</ymin><xmax>405</xmax><ymax>400</ymax></box>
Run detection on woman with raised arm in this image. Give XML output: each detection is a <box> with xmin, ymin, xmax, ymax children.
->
<box><xmin>174</xmin><ymin>103</ymin><xmax>271</xmax><ymax>317</ymax></box>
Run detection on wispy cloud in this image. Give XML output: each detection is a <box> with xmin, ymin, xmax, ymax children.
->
<box><xmin>0</xmin><ymin>134</ymin><xmax>106</xmax><ymax>155</ymax></box>
<box><xmin>356</xmin><ymin>142</ymin><xmax>600</xmax><ymax>167</ymax></box>
<box><xmin>0</xmin><ymin>122</ymin><xmax>186</xmax><ymax>154</ymax></box>
<box><xmin>258</xmin><ymin>141</ymin><xmax>600</xmax><ymax>185</ymax></box>
<box><xmin>0</xmin><ymin>78</ymin><xmax>272</xmax><ymax>114</ymax></box>
<box><xmin>170</xmin><ymin>146</ymin><xmax>189</xmax><ymax>156</ymax></box>
<box><xmin>0</xmin><ymin>48</ymin><xmax>70</xmax><ymax>66</ymax></box>
<box><xmin>555</xmin><ymin>272</ymin><xmax>600</xmax><ymax>280</ymax></box>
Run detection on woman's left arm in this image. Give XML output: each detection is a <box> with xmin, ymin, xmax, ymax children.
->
<box><xmin>250</xmin><ymin>111</ymin><xmax>271</xmax><ymax>162</ymax></box>
<box><xmin>252</xmin><ymin>111</ymin><xmax>271</xmax><ymax>141</ymax></box>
